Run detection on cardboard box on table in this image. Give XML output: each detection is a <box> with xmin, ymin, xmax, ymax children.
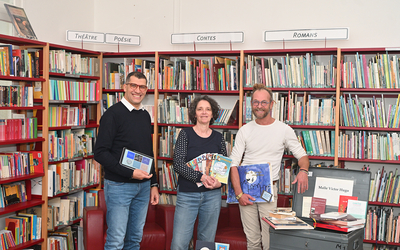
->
<box><xmin>269</xmin><ymin>167</ymin><xmax>370</xmax><ymax>250</ymax></box>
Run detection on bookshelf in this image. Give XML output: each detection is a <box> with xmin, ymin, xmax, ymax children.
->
<box><xmin>40</xmin><ymin>43</ymin><xmax>102</xmax><ymax>249</ymax></box>
<box><xmin>339</xmin><ymin>48</ymin><xmax>400</xmax><ymax>246</ymax></box>
<box><xmin>0</xmin><ymin>33</ymin><xmax>47</xmax><ymax>249</ymax></box>
<box><xmin>155</xmin><ymin>50</ymin><xmax>241</xmax><ymax>202</ymax></box>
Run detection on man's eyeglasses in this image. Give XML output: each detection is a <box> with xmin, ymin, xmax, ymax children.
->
<box><xmin>126</xmin><ymin>83</ymin><xmax>148</xmax><ymax>91</ymax></box>
<box><xmin>252</xmin><ymin>100</ymin><xmax>271</xmax><ymax>107</ymax></box>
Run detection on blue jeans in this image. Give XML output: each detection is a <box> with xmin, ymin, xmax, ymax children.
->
<box><xmin>104</xmin><ymin>179</ymin><xmax>150</xmax><ymax>250</ymax></box>
<box><xmin>171</xmin><ymin>188</ymin><xmax>221</xmax><ymax>250</ymax></box>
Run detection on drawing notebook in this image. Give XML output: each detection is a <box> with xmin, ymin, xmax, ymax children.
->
<box><xmin>119</xmin><ymin>147</ymin><xmax>153</xmax><ymax>174</ymax></box>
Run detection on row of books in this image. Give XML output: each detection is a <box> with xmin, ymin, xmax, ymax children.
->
<box><xmin>214</xmin><ymin>100</ymin><xmax>239</xmax><ymax>126</ymax></box>
<box><xmin>365</xmin><ymin>207</ymin><xmax>400</xmax><ymax>243</ymax></box>
<box><xmin>369</xmin><ymin>167</ymin><xmax>400</xmax><ymax>204</ymax></box>
<box><xmin>49</xmin><ymin>80</ymin><xmax>100</xmax><ymax>101</ymax></box>
<box><xmin>0</xmin><ymin>85</ymin><xmax>33</xmax><ymax>107</ymax></box>
<box><xmin>49</xmin><ymin>49</ymin><xmax>100</xmax><ymax>76</ymax></box>
<box><xmin>48</xmin><ymin>194</ymin><xmax>84</xmax><ymax>227</ymax></box>
<box><xmin>157</xmin><ymin>94</ymin><xmax>195</xmax><ymax>124</ymax></box>
<box><xmin>338</xmin><ymin>131</ymin><xmax>400</xmax><ymax>161</ymax></box>
<box><xmin>104</xmin><ymin>58</ymin><xmax>156</xmax><ymax>90</ymax></box>
<box><xmin>0</xmin><ymin>151</ymin><xmax>43</xmax><ymax>178</ymax></box>
<box><xmin>48</xmin><ymin>128</ymin><xmax>96</xmax><ymax>161</ymax></box>
<box><xmin>278</xmin><ymin>159</ymin><xmax>295</xmax><ymax>194</ymax></box>
<box><xmin>47</xmin><ymin>225</ymin><xmax>83</xmax><ymax>250</ymax></box>
<box><xmin>244</xmin><ymin>54</ymin><xmax>337</xmax><ymax>88</ymax></box>
<box><xmin>222</xmin><ymin>130</ymin><xmax>235</xmax><ymax>157</ymax></box>
<box><xmin>158</xmin><ymin>126</ymin><xmax>182</xmax><ymax>158</ymax></box>
<box><xmin>48</xmin><ymin>104</ymin><xmax>90</xmax><ymax>127</ymax></box>
<box><xmin>42</xmin><ymin>159</ymin><xmax>100</xmax><ymax>197</ymax></box>
<box><xmin>101</xmin><ymin>92</ymin><xmax>124</xmax><ymax>113</ymax></box>
<box><xmin>5</xmin><ymin>212</ymin><xmax>42</xmax><ymax>245</ymax></box>
<box><xmin>159</xmin><ymin>193</ymin><xmax>177</xmax><ymax>205</ymax></box>
<box><xmin>159</xmin><ymin>161</ymin><xmax>178</xmax><ymax>191</ymax></box>
<box><xmin>296</xmin><ymin>130</ymin><xmax>335</xmax><ymax>157</ymax></box>
<box><xmin>341</xmin><ymin>53</ymin><xmax>400</xmax><ymax>89</ymax></box>
<box><xmin>0</xmin><ymin>117</ymin><xmax>37</xmax><ymax>141</ymax></box>
<box><xmin>242</xmin><ymin>93</ymin><xmax>336</xmax><ymax>126</ymax></box>
<box><xmin>158</xmin><ymin>56</ymin><xmax>239</xmax><ymax>91</ymax></box>
<box><xmin>340</xmin><ymin>94</ymin><xmax>400</xmax><ymax>128</ymax></box>
<box><xmin>0</xmin><ymin>181</ymin><xmax>27</xmax><ymax>208</ymax></box>
<box><xmin>0</xmin><ymin>46</ymin><xmax>39</xmax><ymax>78</ymax></box>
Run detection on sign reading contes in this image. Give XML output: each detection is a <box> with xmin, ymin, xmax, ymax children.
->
<box><xmin>171</xmin><ymin>32</ymin><xmax>244</xmax><ymax>44</ymax></box>
<box><xmin>264</xmin><ymin>28</ymin><xmax>349</xmax><ymax>42</ymax></box>
<box><xmin>66</xmin><ymin>30</ymin><xmax>104</xmax><ymax>43</ymax></box>
<box><xmin>105</xmin><ymin>33</ymin><xmax>140</xmax><ymax>45</ymax></box>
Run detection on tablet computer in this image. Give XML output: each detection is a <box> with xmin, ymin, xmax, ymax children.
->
<box><xmin>119</xmin><ymin>147</ymin><xmax>153</xmax><ymax>174</ymax></box>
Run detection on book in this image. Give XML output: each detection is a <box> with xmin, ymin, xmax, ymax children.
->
<box><xmin>314</xmin><ymin>222</ymin><xmax>364</xmax><ymax>233</ymax></box>
<box><xmin>268</xmin><ymin>208</ymin><xmax>296</xmax><ymax>219</ymax></box>
<box><xmin>262</xmin><ymin>216</ymin><xmax>313</xmax><ymax>230</ymax></box>
<box><xmin>227</xmin><ymin>163</ymin><xmax>273</xmax><ymax>203</ymax></box>
<box><xmin>4</xmin><ymin>4</ymin><xmax>37</xmax><ymax>40</ymax></box>
<box><xmin>310</xmin><ymin>197</ymin><xmax>326</xmax><ymax>216</ymax></box>
<box><xmin>338</xmin><ymin>195</ymin><xmax>358</xmax><ymax>213</ymax></box>
<box><xmin>319</xmin><ymin>212</ymin><xmax>347</xmax><ymax>220</ymax></box>
<box><xmin>346</xmin><ymin>200</ymin><xmax>368</xmax><ymax>219</ymax></box>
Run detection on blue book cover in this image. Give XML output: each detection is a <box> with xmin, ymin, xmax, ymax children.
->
<box><xmin>227</xmin><ymin>163</ymin><xmax>273</xmax><ymax>203</ymax></box>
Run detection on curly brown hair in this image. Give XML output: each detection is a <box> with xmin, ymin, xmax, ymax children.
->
<box><xmin>251</xmin><ymin>83</ymin><xmax>273</xmax><ymax>102</ymax></box>
<box><xmin>189</xmin><ymin>96</ymin><xmax>220</xmax><ymax>125</ymax></box>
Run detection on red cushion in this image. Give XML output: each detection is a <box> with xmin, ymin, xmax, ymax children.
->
<box><xmin>215</xmin><ymin>228</ymin><xmax>247</xmax><ymax>250</ymax></box>
<box><xmin>141</xmin><ymin>223</ymin><xmax>166</xmax><ymax>250</ymax></box>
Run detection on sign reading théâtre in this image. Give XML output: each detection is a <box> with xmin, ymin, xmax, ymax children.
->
<box><xmin>171</xmin><ymin>32</ymin><xmax>244</xmax><ymax>44</ymax></box>
<box><xmin>105</xmin><ymin>33</ymin><xmax>140</xmax><ymax>45</ymax></box>
<box><xmin>66</xmin><ymin>30</ymin><xmax>104</xmax><ymax>43</ymax></box>
<box><xmin>264</xmin><ymin>28</ymin><xmax>349</xmax><ymax>42</ymax></box>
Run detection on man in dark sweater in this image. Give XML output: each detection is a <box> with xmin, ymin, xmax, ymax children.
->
<box><xmin>94</xmin><ymin>71</ymin><xmax>159</xmax><ymax>250</ymax></box>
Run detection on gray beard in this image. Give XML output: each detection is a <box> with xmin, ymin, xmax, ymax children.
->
<box><xmin>252</xmin><ymin>108</ymin><xmax>269</xmax><ymax>119</ymax></box>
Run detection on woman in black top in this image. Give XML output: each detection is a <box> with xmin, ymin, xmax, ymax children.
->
<box><xmin>171</xmin><ymin>96</ymin><xmax>227</xmax><ymax>250</ymax></box>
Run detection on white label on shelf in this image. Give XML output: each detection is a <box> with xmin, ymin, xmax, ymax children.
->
<box><xmin>66</xmin><ymin>30</ymin><xmax>104</xmax><ymax>43</ymax></box>
<box><xmin>264</xmin><ymin>28</ymin><xmax>349</xmax><ymax>42</ymax></box>
<box><xmin>171</xmin><ymin>32</ymin><xmax>244</xmax><ymax>44</ymax></box>
<box><xmin>105</xmin><ymin>33</ymin><xmax>140</xmax><ymax>45</ymax></box>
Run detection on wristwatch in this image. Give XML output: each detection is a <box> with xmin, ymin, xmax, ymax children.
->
<box><xmin>236</xmin><ymin>192</ymin><xmax>244</xmax><ymax>200</ymax></box>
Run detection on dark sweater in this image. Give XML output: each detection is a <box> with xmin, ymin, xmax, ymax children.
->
<box><xmin>173</xmin><ymin>127</ymin><xmax>227</xmax><ymax>192</ymax></box>
<box><xmin>94</xmin><ymin>101</ymin><xmax>156</xmax><ymax>185</ymax></box>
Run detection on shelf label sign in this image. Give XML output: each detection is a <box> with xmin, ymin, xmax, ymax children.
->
<box><xmin>66</xmin><ymin>30</ymin><xmax>104</xmax><ymax>43</ymax></box>
<box><xmin>264</xmin><ymin>28</ymin><xmax>349</xmax><ymax>42</ymax></box>
<box><xmin>105</xmin><ymin>33</ymin><xmax>140</xmax><ymax>45</ymax></box>
<box><xmin>171</xmin><ymin>32</ymin><xmax>244</xmax><ymax>44</ymax></box>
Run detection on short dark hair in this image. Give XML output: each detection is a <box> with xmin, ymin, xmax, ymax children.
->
<box><xmin>251</xmin><ymin>83</ymin><xmax>273</xmax><ymax>102</ymax></box>
<box><xmin>189</xmin><ymin>96</ymin><xmax>220</xmax><ymax>125</ymax></box>
<box><xmin>125</xmin><ymin>71</ymin><xmax>147</xmax><ymax>85</ymax></box>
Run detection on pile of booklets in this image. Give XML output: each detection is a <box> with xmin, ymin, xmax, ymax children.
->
<box><xmin>262</xmin><ymin>208</ymin><xmax>314</xmax><ymax>230</ymax></box>
<box><xmin>187</xmin><ymin>153</ymin><xmax>232</xmax><ymax>184</ymax></box>
<box><xmin>311</xmin><ymin>212</ymin><xmax>366</xmax><ymax>232</ymax></box>
<box><xmin>309</xmin><ymin>195</ymin><xmax>367</xmax><ymax>232</ymax></box>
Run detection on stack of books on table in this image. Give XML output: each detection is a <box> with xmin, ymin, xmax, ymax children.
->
<box><xmin>262</xmin><ymin>208</ymin><xmax>314</xmax><ymax>230</ymax></box>
<box><xmin>312</xmin><ymin>212</ymin><xmax>366</xmax><ymax>233</ymax></box>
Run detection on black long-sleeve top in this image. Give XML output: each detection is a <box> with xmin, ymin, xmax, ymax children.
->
<box><xmin>173</xmin><ymin>127</ymin><xmax>227</xmax><ymax>192</ymax></box>
<box><xmin>94</xmin><ymin>100</ymin><xmax>157</xmax><ymax>185</ymax></box>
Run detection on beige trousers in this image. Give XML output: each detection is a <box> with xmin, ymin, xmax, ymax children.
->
<box><xmin>239</xmin><ymin>183</ymin><xmax>278</xmax><ymax>250</ymax></box>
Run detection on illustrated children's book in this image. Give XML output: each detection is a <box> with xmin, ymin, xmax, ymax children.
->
<box><xmin>186</xmin><ymin>153</ymin><xmax>232</xmax><ymax>184</ymax></box>
<box><xmin>227</xmin><ymin>163</ymin><xmax>273</xmax><ymax>203</ymax></box>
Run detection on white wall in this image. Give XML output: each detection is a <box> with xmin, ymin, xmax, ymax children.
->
<box><xmin>21</xmin><ymin>0</ymin><xmax>400</xmax><ymax>52</ymax></box>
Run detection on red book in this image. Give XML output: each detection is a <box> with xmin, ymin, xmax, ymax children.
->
<box><xmin>339</xmin><ymin>195</ymin><xmax>358</xmax><ymax>213</ymax></box>
<box><xmin>314</xmin><ymin>221</ymin><xmax>364</xmax><ymax>233</ymax></box>
<box><xmin>30</xmin><ymin>151</ymin><xmax>43</xmax><ymax>173</ymax></box>
<box><xmin>310</xmin><ymin>197</ymin><xmax>326</xmax><ymax>216</ymax></box>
